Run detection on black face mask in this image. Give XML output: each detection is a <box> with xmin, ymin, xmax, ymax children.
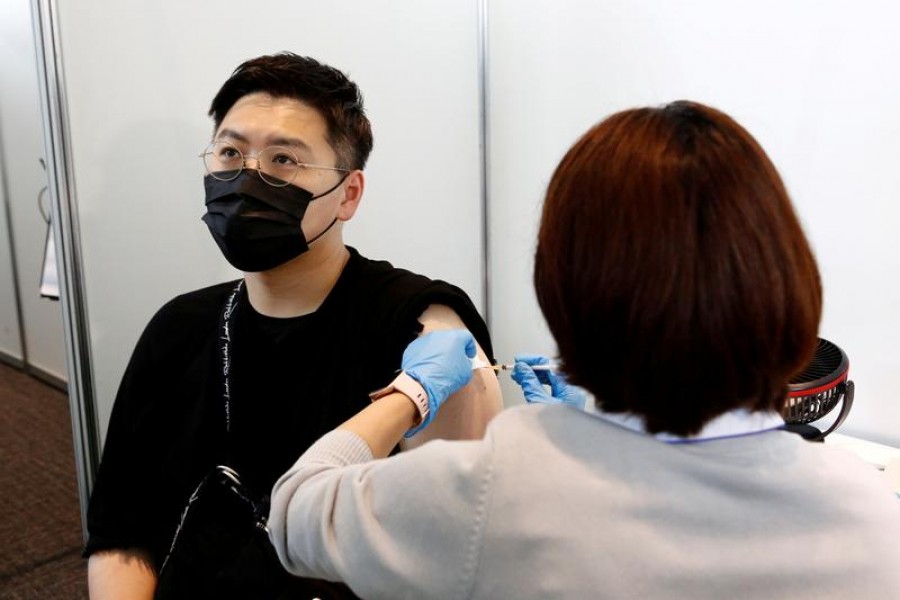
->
<box><xmin>201</xmin><ymin>170</ymin><xmax>345</xmax><ymax>272</ymax></box>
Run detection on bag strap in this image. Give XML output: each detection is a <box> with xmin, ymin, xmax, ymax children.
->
<box><xmin>159</xmin><ymin>465</ymin><xmax>268</xmax><ymax>576</ymax></box>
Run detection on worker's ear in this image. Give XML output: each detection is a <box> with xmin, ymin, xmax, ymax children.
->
<box><xmin>337</xmin><ymin>170</ymin><xmax>364</xmax><ymax>221</ymax></box>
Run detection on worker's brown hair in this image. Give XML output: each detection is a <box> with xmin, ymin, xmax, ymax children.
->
<box><xmin>535</xmin><ymin>101</ymin><xmax>821</xmax><ymax>435</ymax></box>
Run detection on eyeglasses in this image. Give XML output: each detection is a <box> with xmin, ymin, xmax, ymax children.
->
<box><xmin>200</xmin><ymin>141</ymin><xmax>350</xmax><ymax>187</ymax></box>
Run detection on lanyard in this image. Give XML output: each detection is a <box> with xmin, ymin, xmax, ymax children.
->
<box><xmin>219</xmin><ymin>280</ymin><xmax>244</xmax><ymax>436</ymax></box>
<box><xmin>208</xmin><ymin>280</ymin><xmax>270</xmax><ymax>527</ymax></box>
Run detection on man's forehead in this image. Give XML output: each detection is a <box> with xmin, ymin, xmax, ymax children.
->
<box><xmin>216</xmin><ymin>93</ymin><xmax>328</xmax><ymax>150</ymax></box>
<box><xmin>216</xmin><ymin>127</ymin><xmax>313</xmax><ymax>154</ymax></box>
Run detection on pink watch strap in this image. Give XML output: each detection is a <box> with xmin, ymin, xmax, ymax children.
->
<box><xmin>369</xmin><ymin>372</ymin><xmax>429</xmax><ymax>424</ymax></box>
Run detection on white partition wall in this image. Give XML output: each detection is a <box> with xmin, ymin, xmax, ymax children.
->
<box><xmin>0</xmin><ymin>0</ymin><xmax>66</xmax><ymax>380</ymax></box>
<box><xmin>0</xmin><ymin>162</ymin><xmax>23</xmax><ymax>363</ymax></box>
<box><xmin>488</xmin><ymin>0</ymin><xmax>900</xmax><ymax>446</ymax></box>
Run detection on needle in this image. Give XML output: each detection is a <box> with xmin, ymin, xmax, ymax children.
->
<box><xmin>471</xmin><ymin>360</ymin><xmax>555</xmax><ymax>371</ymax></box>
<box><xmin>492</xmin><ymin>363</ymin><xmax>554</xmax><ymax>371</ymax></box>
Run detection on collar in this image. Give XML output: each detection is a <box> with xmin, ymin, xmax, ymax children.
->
<box><xmin>586</xmin><ymin>406</ymin><xmax>785</xmax><ymax>444</ymax></box>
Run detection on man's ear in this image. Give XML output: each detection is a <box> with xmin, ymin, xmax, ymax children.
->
<box><xmin>337</xmin><ymin>170</ymin><xmax>364</xmax><ymax>221</ymax></box>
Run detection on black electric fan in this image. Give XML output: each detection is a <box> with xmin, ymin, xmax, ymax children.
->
<box><xmin>781</xmin><ymin>338</ymin><xmax>854</xmax><ymax>441</ymax></box>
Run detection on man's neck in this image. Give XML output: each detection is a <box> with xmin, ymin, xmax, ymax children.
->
<box><xmin>243</xmin><ymin>241</ymin><xmax>350</xmax><ymax>318</ymax></box>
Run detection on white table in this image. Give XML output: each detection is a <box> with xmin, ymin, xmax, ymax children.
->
<box><xmin>825</xmin><ymin>432</ymin><xmax>900</xmax><ymax>495</ymax></box>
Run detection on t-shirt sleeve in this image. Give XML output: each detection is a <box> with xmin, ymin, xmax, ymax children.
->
<box><xmin>84</xmin><ymin>308</ymin><xmax>167</xmax><ymax>561</ymax></box>
<box><xmin>83</xmin><ymin>294</ymin><xmax>215</xmax><ymax>567</ymax></box>
<box><xmin>405</xmin><ymin>278</ymin><xmax>494</xmax><ymax>360</ymax></box>
<box><xmin>361</xmin><ymin>267</ymin><xmax>495</xmax><ymax>391</ymax></box>
<box><xmin>268</xmin><ymin>430</ymin><xmax>493</xmax><ymax>598</ymax></box>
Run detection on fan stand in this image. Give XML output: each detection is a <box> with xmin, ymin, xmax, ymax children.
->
<box><xmin>783</xmin><ymin>381</ymin><xmax>855</xmax><ymax>442</ymax></box>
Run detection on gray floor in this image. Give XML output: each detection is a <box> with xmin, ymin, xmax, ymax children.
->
<box><xmin>0</xmin><ymin>361</ymin><xmax>88</xmax><ymax>599</ymax></box>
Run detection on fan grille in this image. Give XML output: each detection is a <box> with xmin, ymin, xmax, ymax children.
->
<box><xmin>788</xmin><ymin>338</ymin><xmax>847</xmax><ymax>390</ymax></box>
<box><xmin>783</xmin><ymin>385</ymin><xmax>844</xmax><ymax>424</ymax></box>
<box><xmin>782</xmin><ymin>338</ymin><xmax>850</xmax><ymax>424</ymax></box>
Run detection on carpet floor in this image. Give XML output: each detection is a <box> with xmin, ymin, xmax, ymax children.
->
<box><xmin>0</xmin><ymin>361</ymin><xmax>87</xmax><ymax>599</ymax></box>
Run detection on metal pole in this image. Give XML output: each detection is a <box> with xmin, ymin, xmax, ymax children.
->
<box><xmin>477</xmin><ymin>0</ymin><xmax>492</xmax><ymax>330</ymax></box>
<box><xmin>30</xmin><ymin>0</ymin><xmax>99</xmax><ymax>542</ymax></box>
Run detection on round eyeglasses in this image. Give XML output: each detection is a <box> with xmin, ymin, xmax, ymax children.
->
<box><xmin>200</xmin><ymin>141</ymin><xmax>350</xmax><ymax>187</ymax></box>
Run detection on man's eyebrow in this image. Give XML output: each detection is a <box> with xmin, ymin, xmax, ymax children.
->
<box><xmin>216</xmin><ymin>128</ymin><xmax>249</xmax><ymax>144</ymax></box>
<box><xmin>215</xmin><ymin>129</ymin><xmax>312</xmax><ymax>153</ymax></box>
<box><xmin>269</xmin><ymin>136</ymin><xmax>312</xmax><ymax>153</ymax></box>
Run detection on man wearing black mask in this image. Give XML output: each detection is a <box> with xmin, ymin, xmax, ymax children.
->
<box><xmin>84</xmin><ymin>53</ymin><xmax>501</xmax><ymax>599</ymax></box>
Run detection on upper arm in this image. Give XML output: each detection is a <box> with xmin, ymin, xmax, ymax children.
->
<box><xmin>402</xmin><ymin>304</ymin><xmax>503</xmax><ymax>449</ymax></box>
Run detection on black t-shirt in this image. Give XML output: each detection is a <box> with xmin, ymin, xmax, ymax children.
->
<box><xmin>85</xmin><ymin>247</ymin><xmax>494</xmax><ymax>576</ymax></box>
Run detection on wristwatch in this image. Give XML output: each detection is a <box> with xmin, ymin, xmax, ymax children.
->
<box><xmin>369</xmin><ymin>372</ymin><xmax>429</xmax><ymax>425</ymax></box>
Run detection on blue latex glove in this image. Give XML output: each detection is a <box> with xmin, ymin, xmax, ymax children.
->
<box><xmin>401</xmin><ymin>330</ymin><xmax>476</xmax><ymax>436</ymax></box>
<box><xmin>510</xmin><ymin>354</ymin><xmax>587</xmax><ymax>410</ymax></box>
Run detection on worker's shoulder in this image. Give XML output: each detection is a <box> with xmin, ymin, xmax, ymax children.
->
<box><xmin>485</xmin><ymin>404</ymin><xmax>602</xmax><ymax>453</ymax></box>
<box><xmin>485</xmin><ymin>404</ymin><xmax>556</xmax><ymax>439</ymax></box>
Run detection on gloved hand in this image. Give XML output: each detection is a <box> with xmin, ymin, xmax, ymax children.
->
<box><xmin>401</xmin><ymin>330</ymin><xmax>476</xmax><ymax>436</ymax></box>
<box><xmin>511</xmin><ymin>354</ymin><xmax>587</xmax><ymax>410</ymax></box>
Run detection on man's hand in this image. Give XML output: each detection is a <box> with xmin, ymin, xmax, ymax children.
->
<box><xmin>88</xmin><ymin>548</ymin><xmax>157</xmax><ymax>600</ymax></box>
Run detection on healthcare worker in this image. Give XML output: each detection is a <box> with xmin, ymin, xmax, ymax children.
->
<box><xmin>268</xmin><ymin>101</ymin><xmax>900</xmax><ymax>599</ymax></box>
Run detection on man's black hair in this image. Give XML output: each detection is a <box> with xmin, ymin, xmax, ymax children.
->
<box><xmin>209</xmin><ymin>52</ymin><xmax>373</xmax><ymax>170</ymax></box>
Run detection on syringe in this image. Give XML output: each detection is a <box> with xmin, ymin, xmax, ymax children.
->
<box><xmin>471</xmin><ymin>358</ymin><xmax>556</xmax><ymax>371</ymax></box>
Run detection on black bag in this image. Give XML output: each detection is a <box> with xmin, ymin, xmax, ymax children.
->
<box><xmin>155</xmin><ymin>465</ymin><xmax>359</xmax><ymax>600</ymax></box>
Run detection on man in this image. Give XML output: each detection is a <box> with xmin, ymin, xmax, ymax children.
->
<box><xmin>85</xmin><ymin>52</ymin><xmax>501</xmax><ymax>599</ymax></box>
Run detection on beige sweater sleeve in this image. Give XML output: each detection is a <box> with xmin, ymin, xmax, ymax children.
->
<box><xmin>268</xmin><ymin>429</ymin><xmax>494</xmax><ymax>600</ymax></box>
